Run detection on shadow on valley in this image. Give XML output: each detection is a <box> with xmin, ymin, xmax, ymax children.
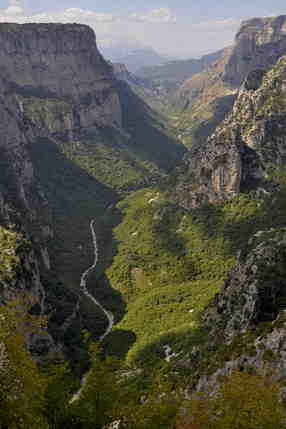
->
<box><xmin>130</xmin><ymin>323</ymin><xmax>209</xmax><ymax>377</ymax></box>
<box><xmin>28</xmin><ymin>138</ymin><xmax>135</xmax><ymax>358</ymax></box>
<box><xmin>191</xmin><ymin>94</ymin><xmax>236</xmax><ymax>146</ymax></box>
<box><xmin>117</xmin><ymin>80</ymin><xmax>186</xmax><ymax>171</ymax></box>
<box><xmin>102</xmin><ymin>329</ymin><xmax>137</xmax><ymax>359</ymax></box>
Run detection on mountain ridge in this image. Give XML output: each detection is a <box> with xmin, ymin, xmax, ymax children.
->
<box><xmin>173</xmin><ymin>14</ymin><xmax>286</xmax><ymax>148</ymax></box>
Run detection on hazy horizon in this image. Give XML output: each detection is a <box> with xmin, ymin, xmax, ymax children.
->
<box><xmin>0</xmin><ymin>0</ymin><xmax>285</xmax><ymax>58</ymax></box>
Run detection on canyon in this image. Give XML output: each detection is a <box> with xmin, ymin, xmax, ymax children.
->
<box><xmin>2</xmin><ymin>14</ymin><xmax>286</xmax><ymax>429</ymax></box>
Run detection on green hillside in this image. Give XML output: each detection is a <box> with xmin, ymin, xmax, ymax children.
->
<box><xmin>103</xmin><ymin>176</ymin><xmax>286</xmax><ymax>365</ymax></box>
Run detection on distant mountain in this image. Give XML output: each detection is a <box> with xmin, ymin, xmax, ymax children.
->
<box><xmin>100</xmin><ymin>42</ymin><xmax>141</xmax><ymax>60</ymax></box>
<box><xmin>136</xmin><ymin>49</ymin><xmax>224</xmax><ymax>88</ymax></box>
<box><xmin>102</xmin><ymin>46</ymin><xmax>173</xmax><ymax>73</ymax></box>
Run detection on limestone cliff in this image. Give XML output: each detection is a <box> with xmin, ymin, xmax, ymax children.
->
<box><xmin>175</xmin><ymin>15</ymin><xmax>286</xmax><ymax>146</ymax></box>
<box><xmin>177</xmin><ymin>55</ymin><xmax>286</xmax><ymax>208</ymax></box>
<box><xmin>224</xmin><ymin>15</ymin><xmax>286</xmax><ymax>86</ymax></box>
<box><xmin>0</xmin><ymin>23</ymin><xmax>121</xmax><ymax>129</ymax></box>
<box><xmin>188</xmin><ymin>228</ymin><xmax>286</xmax><ymax>391</ymax></box>
<box><xmin>0</xmin><ymin>23</ymin><xmax>124</xmax><ymax>352</ymax></box>
<box><xmin>0</xmin><ymin>23</ymin><xmax>122</xmax><ymax>246</ymax></box>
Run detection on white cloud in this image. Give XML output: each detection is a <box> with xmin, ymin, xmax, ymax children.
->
<box><xmin>32</xmin><ymin>8</ymin><xmax>115</xmax><ymax>24</ymax></box>
<box><xmin>129</xmin><ymin>8</ymin><xmax>177</xmax><ymax>24</ymax></box>
<box><xmin>0</xmin><ymin>1</ymin><xmax>240</xmax><ymax>58</ymax></box>
<box><xmin>0</xmin><ymin>1</ymin><xmax>115</xmax><ymax>23</ymax></box>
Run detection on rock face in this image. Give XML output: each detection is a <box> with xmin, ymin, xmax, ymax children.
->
<box><xmin>224</xmin><ymin>16</ymin><xmax>286</xmax><ymax>86</ymax></box>
<box><xmin>177</xmin><ymin>55</ymin><xmax>286</xmax><ymax>208</ymax></box>
<box><xmin>0</xmin><ymin>23</ymin><xmax>124</xmax><ymax>352</ymax></box>
<box><xmin>175</xmin><ymin>15</ymin><xmax>286</xmax><ymax>147</ymax></box>
<box><xmin>205</xmin><ymin>229</ymin><xmax>286</xmax><ymax>340</ymax></box>
<box><xmin>0</xmin><ymin>23</ymin><xmax>122</xmax><ymax>238</ymax></box>
<box><xmin>190</xmin><ymin>229</ymin><xmax>286</xmax><ymax>391</ymax></box>
<box><xmin>0</xmin><ymin>228</ymin><xmax>44</xmax><ymax>306</ymax></box>
<box><xmin>0</xmin><ymin>23</ymin><xmax>121</xmax><ymax>128</ymax></box>
<box><xmin>0</xmin><ymin>225</ymin><xmax>56</xmax><ymax>358</ymax></box>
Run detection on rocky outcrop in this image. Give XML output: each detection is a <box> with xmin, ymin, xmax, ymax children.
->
<box><xmin>205</xmin><ymin>229</ymin><xmax>286</xmax><ymax>340</ymax></box>
<box><xmin>0</xmin><ymin>225</ymin><xmax>56</xmax><ymax>358</ymax></box>
<box><xmin>177</xmin><ymin>55</ymin><xmax>286</xmax><ymax>208</ymax></box>
<box><xmin>224</xmin><ymin>15</ymin><xmax>286</xmax><ymax>86</ymax></box>
<box><xmin>0</xmin><ymin>227</ymin><xmax>43</xmax><ymax>306</ymax></box>
<box><xmin>189</xmin><ymin>228</ymin><xmax>286</xmax><ymax>391</ymax></box>
<box><xmin>175</xmin><ymin>15</ymin><xmax>286</xmax><ymax>147</ymax></box>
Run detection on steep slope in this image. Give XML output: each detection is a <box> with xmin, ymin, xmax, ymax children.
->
<box><xmin>174</xmin><ymin>47</ymin><xmax>236</xmax><ymax>146</ymax></box>
<box><xmin>0</xmin><ymin>23</ymin><xmax>122</xmax><ymax>355</ymax></box>
<box><xmin>224</xmin><ymin>15</ymin><xmax>286</xmax><ymax>86</ymax></box>
<box><xmin>177</xmin><ymin>55</ymin><xmax>286</xmax><ymax>209</ymax></box>
<box><xmin>188</xmin><ymin>227</ymin><xmax>286</xmax><ymax>391</ymax></box>
<box><xmin>0</xmin><ymin>22</ymin><xmax>120</xmax><ymax>242</ymax></box>
<box><xmin>112</xmin><ymin>62</ymin><xmax>151</xmax><ymax>89</ymax></box>
<box><xmin>103</xmin><ymin>44</ymin><xmax>286</xmax><ymax>379</ymax></box>
<box><xmin>111</xmin><ymin>63</ymin><xmax>167</xmax><ymax>122</ymax></box>
<box><xmin>165</xmin><ymin>49</ymin><xmax>286</xmax><ymax>392</ymax></box>
<box><xmin>0</xmin><ymin>23</ymin><xmax>185</xmax><ymax>352</ymax></box>
<box><xmin>103</xmin><ymin>165</ymin><xmax>286</xmax><ymax>366</ymax></box>
<box><xmin>174</xmin><ymin>15</ymin><xmax>286</xmax><ymax>147</ymax></box>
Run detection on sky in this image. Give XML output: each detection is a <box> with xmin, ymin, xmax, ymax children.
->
<box><xmin>0</xmin><ymin>0</ymin><xmax>285</xmax><ymax>58</ymax></box>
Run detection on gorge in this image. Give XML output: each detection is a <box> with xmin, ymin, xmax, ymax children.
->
<box><xmin>2</xmin><ymin>13</ymin><xmax>286</xmax><ymax>429</ymax></box>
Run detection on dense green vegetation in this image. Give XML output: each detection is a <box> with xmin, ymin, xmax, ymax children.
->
<box><xmin>20</xmin><ymin>94</ymin><xmax>286</xmax><ymax>425</ymax></box>
<box><xmin>103</xmin><ymin>175</ymin><xmax>286</xmax><ymax>365</ymax></box>
<box><xmin>4</xmin><ymin>45</ymin><xmax>286</xmax><ymax>429</ymax></box>
<box><xmin>3</xmin><ymin>113</ymin><xmax>286</xmax><ymax>429</ymax></box>
<box><xmin>3</xmin><ymin>17</ymin><xmax>286</xmax><ymax>429</ymax></box>
<box><xmin>23</xmin><ymin>82</ymin><xmax>185</xmax><ymax>362</ymax></box>
<box><xmin>1</xmin><ymin>297</ymin><xmax>285</xmax><ymax>429</ymax></box>
<box><xmin>25</xmin><ymin>80</ymin><xmax>186</xmax><ymax>288</ymax></box>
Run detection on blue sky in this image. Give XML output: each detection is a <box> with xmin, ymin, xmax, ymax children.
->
<box><xmin>0</xmin><ymin>0</ymin><xmax>285</xmax><ymax>57</ymax></box>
